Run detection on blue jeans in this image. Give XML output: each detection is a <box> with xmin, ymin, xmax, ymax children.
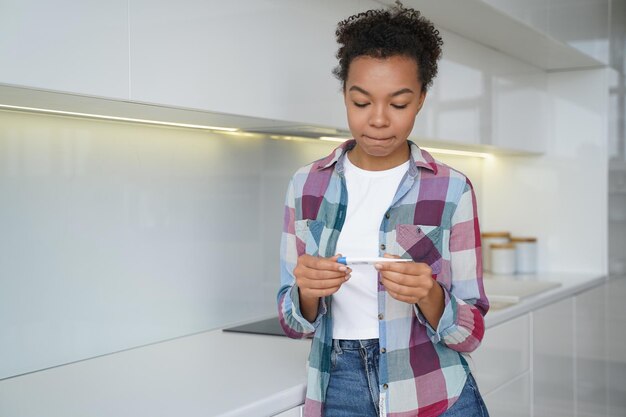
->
<box><xmin>440</xmin><ymin>373</ymin><xmax>490</xmax><ymax>417</ymax></box>
<box><xmin>324</xmin><ymin>339</ymin><xmax>490</xmax><ymax>417</ymax></box>
<box><xmin>325</xmin><ymin>339</ymin><xmax>380</xmax><ymax>417</ymax></box>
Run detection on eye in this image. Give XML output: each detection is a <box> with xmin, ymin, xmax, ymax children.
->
<box><xmin>353</xmin><ymin>102</ymin><xmax>370</xmax><ymax>108</ymax></box>
<box><xmin>391</xmin><ymin>104</ymin><xmax>408</xmax><ymax>109</ymax></box>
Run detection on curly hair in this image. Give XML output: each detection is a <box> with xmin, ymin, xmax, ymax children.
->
<box><xmin>333</xmin><ymin>1</ymin><xmax>443</xmax><ymax>92</ymax></box>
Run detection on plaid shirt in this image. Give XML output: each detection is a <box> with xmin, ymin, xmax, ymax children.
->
<box><xmin>277</xmin><ymin>140</ymin><xmax>489</xmax><ymax>417</ymax></box>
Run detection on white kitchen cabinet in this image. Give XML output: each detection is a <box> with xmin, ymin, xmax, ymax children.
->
<box><xmin>128</xmin><ymin>0</ymin><xmax>380</xmax><ymax>130</ymax></box>
<box><xmin>532</xmin><ymin>297</ymin><xmax>575</xmax><ymax>417</ymax></box>
<box><xmin>480</xmin><ymin>0</ymin><xmax>549</xmax><ymax>34</ymax></box>
<box><xmin>272</xmin><ymin>405</ymin><xmax>303</xmax><ymax>417</ymax></box>
<box><xmin>575</xmin><ymin>283</ymin><xmax>609</xmax><ymax>417</ymax></box>
<box><xmin>128</xmin><ymin>0</ymin><xmax>548</xmax><ymax>153</ymax></box>
<box><xmin>0</xmin><ymin>0</ymin><xmax>129</xmax><ymax>99</ymax></box>
<box><xmin>482</xmin><ymin>373</ymin><xmax>531</xmax><ymax>417</ymax></box>
<box><xmin>481</xmin><ymin>0</ymin><xmax>610</xmax><ymax>65</ymax></box>
<box><xmin>471</xmin><ymin>314</ymin><xmax>530</xmax><ymax>395</ymax></box>
<box><xmin>412</xmin><ymin>29</ymin><xmax>547</xmax><ymax>152</ymax></box>
<box><xmin>606</xmin><ymin>276</ymin><xmax>626</xmax><ymax>417</ymax></box>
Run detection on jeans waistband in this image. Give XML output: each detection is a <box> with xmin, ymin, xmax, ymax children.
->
<box><xmin>332</xmin><ymin>338</ymin><xmax>379</xmax><ymax>351</ymax></box>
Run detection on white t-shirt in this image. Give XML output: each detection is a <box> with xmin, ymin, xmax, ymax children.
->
<box><xmin>332</xmin><ymin>155</ymin><xmax>410</xmax><ymax>340</ymax></box>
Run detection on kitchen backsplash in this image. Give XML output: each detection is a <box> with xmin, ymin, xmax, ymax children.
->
<box><xmin>0</xmin><ymin>109</ymin><xmax>485</xmax><ymax>379</ymax></box>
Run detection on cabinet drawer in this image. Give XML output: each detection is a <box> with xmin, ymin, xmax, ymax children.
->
<box><xmin>471</xmin><ymin>314</ymin><xmax>530</xmax><ymax>395</ymax></box>
<box><xmin>483</xmin><ymin>372</ymin><xmax>531</xmax><ymax>417</ymax></box>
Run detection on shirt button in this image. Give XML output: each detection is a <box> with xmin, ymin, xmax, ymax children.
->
<box><xmin>385</xmin><ymin>212</ymin><xmax>390</xmax><ymax>219</ymax></box>
<box><xmin>380</xmin><ymin>243</ymin><xmax>386</xmax><ymax>250</ymax></box>
<box><xmin>383</xmin><ymin>383</ymin><xmax>389</xmax><ymax>390</ymax></box>
<box><xmin>381</xmin><ymin>347</ymin><xmax>386</xmax><ymax>353</ymax></box>
<box><xmin>378</xmin><ymin>313</ymin><xmax>384</xmax><ymax>320</ymax></box>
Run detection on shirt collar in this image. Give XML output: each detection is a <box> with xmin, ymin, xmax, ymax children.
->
<box><xmin>314</xmin><ymin>139</ymin><xmax>438</xmax><ymax>175</ymax></box>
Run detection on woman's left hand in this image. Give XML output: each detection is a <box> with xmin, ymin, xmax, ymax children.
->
<box><xmin>375</xmin><ymin>254</ymin><xmax>437</xmax><ymax>304</ymax></box>
<box><xmin>376</xmin><ymin>254</ymin><xmax>445</xmax><ymax>327</ymax></box>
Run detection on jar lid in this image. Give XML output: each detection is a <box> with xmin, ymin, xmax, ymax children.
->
<box><xmin>490</xmin><ymin>242</ymin><xmax>515</xmax><ymax>249</ymax></box>
<box><xmin>482</xmin><ymin>232</ymin><xmax>511</xmax><ymax>238</ymax></box>
<box><xmin>510</xmin><ymin>237</ymin><xmax>537</xmax><ymax>242</ymax></box>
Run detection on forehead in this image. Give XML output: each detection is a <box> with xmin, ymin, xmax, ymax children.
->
<box><xmin>346</xmin><ymin>55</ymin><xmax>421</xmax><ymax>91</ymax></box>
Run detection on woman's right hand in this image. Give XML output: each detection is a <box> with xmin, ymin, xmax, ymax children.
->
<box><xmin>294</xmin><ymin>254</ymin><xmax>351</xmax><ymax>322</ymax></box>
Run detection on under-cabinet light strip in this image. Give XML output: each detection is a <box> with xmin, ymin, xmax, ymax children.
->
<box><xmin>0</xmin><ymin>104</ymin><xmax>491</xmax><ymax>158</ymax></box>
<box><xmin>420</xmin><ymin>147</ymin><xmax>491</xmax><ymax>159</ymax></box>
<box><xmin>0</xmin><ymin>104</ymin><xmax>239</xmax><ymax>132</ymax></box>
<box><xmin>320</xmin><ymin>136</ymin><xmax>491</xmax><ymax>158</ymax></box>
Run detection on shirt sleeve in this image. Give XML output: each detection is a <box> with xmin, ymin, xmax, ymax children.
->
<box><xmin>276</xmin><ymin>179</ymin><xmax>327</xmax><ymax>339</ymax></box>
<box><xmin>414</xmin><ymin>179</ymin><xmax>489</xmax><ymax>352</ymax></box>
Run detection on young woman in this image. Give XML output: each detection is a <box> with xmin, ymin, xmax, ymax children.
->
<box><xmin>278</xmin><ymin>3</ymin><xmax>490</xmax><ymax>416</ymax></box>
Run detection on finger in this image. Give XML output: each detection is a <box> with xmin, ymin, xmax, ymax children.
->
<box><xmin>375</xmin><ymin>260</ymin><xmax>430</xmax><ymax>275</ymax></box>
<box><xmin>383</xmin><ymin>277</ymin><xmax>431</xmax><ymax>301</ymax></box>
<box><xmin>382</xmin><ymin>271</ymin><xmax>434</xmax><ymax>294</ymax></box>
<box><xmin>300</xmin><ymin>275</ymin><xmax>349</xmax><ymax>290</ymax></box>
<box><xmin>302</xmin><ymin>286</ymin><xmax>342</xmax><ymax>298</ymax></box>
<box><xmin>300</xmin><ymin>254</ymin><xmax>351</xmax><ymax>273</ymax></box>
<box><xmin>380</xmin><ymin>276</ymin><xmax>414</xmax><ymax>297</ymax></box>
<box><xmin>300</xmin><ymin>264</ymin><xmax>351</xmax><ymax>280</ymax></box>
<box><xmin>378</xmin><ymin>269</ymin><xmax>418</xmax><ymax>286</ymax></box>
<box><xmin>387</xmin><ymin>289</ymin><xmax>416</xmax><ymax>304</ymax></box>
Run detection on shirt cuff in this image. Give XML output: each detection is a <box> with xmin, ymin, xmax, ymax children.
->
<box><xmin>413</xmin><ymin>282</ymin><xmax>456</xmax><ymax>344</ymax></box>
<box><xmin>289</xmin><ymin>284</ymin><xmax>327</xmax><ymax>332</ymax></box>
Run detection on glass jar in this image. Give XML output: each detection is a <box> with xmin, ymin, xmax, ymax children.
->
<box><xmin>482</xmin><ymin>232</ymin><xmax>511</xmax><ymax>272</ymax></box>
<box><xmin>511</xmin><ymin>237</ymin><xmax>537</xmax><ymax>274</ymax></box>
<box><xmin>490</xmin><ymin>242</ymin><xmax>516</xmax><ymax>275</ymax></box>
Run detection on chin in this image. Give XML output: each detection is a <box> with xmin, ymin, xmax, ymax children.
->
<box><xmin>362</xmin><ymin>146</ymin><xmax>394</xmax><ymax>158</ymax></box>
<box><xmin>359</xmin><ymin>138</ymin><xmax>403</xmax><ymax>156</ymax></box>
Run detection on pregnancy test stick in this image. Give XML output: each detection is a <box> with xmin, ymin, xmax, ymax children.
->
<box><xmin>337</xmin><ymin>257</ymin><xmax>413</xmax><ymax>265</ymax></box>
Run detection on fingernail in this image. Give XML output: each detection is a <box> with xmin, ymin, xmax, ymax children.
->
<box><xmin>345</xmin><ymin>274</ymin><xmax>351</xmax><ymax>281</ymax></box>
<box><xmin>374</xmin><ymin>263</ymin><xmax>382</xmax><ymax>270</ymax></box>
<box><xmin>339</xmin><ymin>266</ymin><xmax>347</xmax><ymax>272</ymax></box>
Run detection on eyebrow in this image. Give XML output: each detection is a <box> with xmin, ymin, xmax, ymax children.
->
<box><xmin>348</xmin><ymin>86</ymin><xmax>415</xmax><ymax>97</ymax></box>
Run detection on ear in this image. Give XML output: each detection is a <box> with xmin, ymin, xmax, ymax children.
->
<box><xmin>416</xmin><ymin>90</ymin><xmax>427</xmax><ymax>113</ymax></box>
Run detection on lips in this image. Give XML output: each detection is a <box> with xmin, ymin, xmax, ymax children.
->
<box><xmin>364</xmin><ymin>135</ymin><xmax>393</xmax><ymax>141</ymax></box>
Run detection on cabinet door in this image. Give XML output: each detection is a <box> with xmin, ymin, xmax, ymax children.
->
<box><xmin>532</xmin><ymin>297</ymin><xmax>575</xmax><ymax>417</ymax></box>
<box><xmin>412</xmin><ymin>28</ymin><xmax>548</xmax><ymax>152</ymax></box>
<box><xmin>607</xmin><ymin>277</ymin><xmax>626</xmax><ymax>417</ymax></box>
<box><xmin>482</xmin><ymin>372</ymin><xmax>531</xmax><ymax>417</ymax></box>
<box><xmin>576</xmin><ymin>283</ymin><xmax>608</xmax><ymax>417</ymax></box>
<box><xmin>0</xmin><ymin>0</ymin><xmax>129</xmax><ymax>99</ymax></box>
<box><xmin>129</xmin><ymin>0</ymin><xmax>379</xmax><ymax>129</ymax></box>
<box><xmin>471</xmin><ymin>314</ymin><xmax>530</xmax><ymax>395</ymax></box>
<box><xmin>272</xmin><ymin>405</ymin><xmax>302</xmax><ymax>417</ymax></box>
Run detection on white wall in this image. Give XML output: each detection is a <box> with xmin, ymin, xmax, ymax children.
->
<box><xmin>481</xmin><ymin>68</ymin><xmax>609</xmax><ymax>274</ymax></box>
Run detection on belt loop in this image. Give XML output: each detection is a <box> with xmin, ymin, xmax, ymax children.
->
<box><xmin>332</xmin><ymin>339</ymin><xmax>343</xmax><ymax>354</ymax></box>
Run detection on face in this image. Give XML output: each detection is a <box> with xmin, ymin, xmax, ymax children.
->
<box><xmin>344</xmin><ymin>55</ymin><xmax>426</xmax><ymax>170</ymax></box>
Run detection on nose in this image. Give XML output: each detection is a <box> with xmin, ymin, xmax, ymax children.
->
<box><xmin>368</xmin><ymin>104</ymin><xmax>390</xmax><ymax>128</ymax></box>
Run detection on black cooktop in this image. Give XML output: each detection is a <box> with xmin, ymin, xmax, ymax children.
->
<box><xmin>223</xmin><ymin>316</ymin><xmax>289</xmax><ymax>337</ymax></box>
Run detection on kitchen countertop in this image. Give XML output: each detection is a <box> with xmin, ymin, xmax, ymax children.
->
<box><xmin>0</xmin><ymin>272</ymin><xmax>608</xmax><ymax>417</ymax></box>
<box><xmin>484</xmin><ymin>272</ymin><xmax>606</xmax><ymax>327</ymax></box>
